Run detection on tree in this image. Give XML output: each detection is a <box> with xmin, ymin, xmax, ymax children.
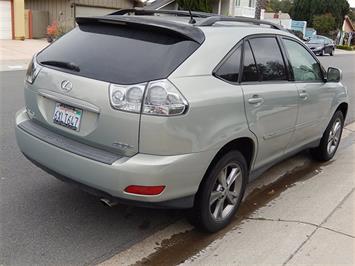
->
<box><xmin>291</xmin><ymin>0</ymin><xmax>350</xmax><ymax>28</ymax></box>
<box><xmin>349</xmin><ymin>10</ymin><xmax>355</xmax><ymax>22</ymax></box>
<box><xmin>177</xmin><ymin>0</ymin><xmax>212</xmax><ymax>13</ymax></box>
<box><xmin>255</xmin><ymin>0</ymin><xmax>268</xmax><ymax>19</ymax></box>
<box><xmin>266</xmin><ymin>0</ymin><xmax>293</xmax><ymax>14</ymax></box>
<box><xmin>313</xmin><ymin>13</ymin><xmax>337</xmax><ymax>35</ymax></box>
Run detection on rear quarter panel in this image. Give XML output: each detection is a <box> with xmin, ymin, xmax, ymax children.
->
<box><xmin>323</xmin><ymin>82</ymin><xmax>349</xmax><ymax>129</ymax></box>
<box><xmin>139</xmin><ymin>75</ymin><xmax>256</xmax><ymax>155</ymax></box>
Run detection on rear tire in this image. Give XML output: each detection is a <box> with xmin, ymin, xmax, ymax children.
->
<box><xmin>189</xmin><ymin>151</ymin><xmax>247</xmax><ymax>232</ymax></box>
<box><xmin>311</xmin><ymin>111</ymin><xmax>344</xmax><ymax>161</ymax></box>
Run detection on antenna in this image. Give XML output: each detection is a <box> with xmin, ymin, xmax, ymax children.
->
<box><xmin>188</xmin><ymin>6</ymin><xmax>196</xmax><ymax>24</ymax></box>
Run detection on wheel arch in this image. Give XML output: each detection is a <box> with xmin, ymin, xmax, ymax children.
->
<box><xmin>201</xmin><ymin>137</ymin><xmax>255</xmax><ymax>181</ymax></box>
<box><xmin>336</xmin><ymin>102</ymin><xmax>348</xmax><ymax>121</ymax></box>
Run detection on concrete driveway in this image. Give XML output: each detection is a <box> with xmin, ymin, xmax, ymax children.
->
<box><xmin>0</xmin><ymin>39</ymin><xmax>48</xmax><ymax>71</ymax></box>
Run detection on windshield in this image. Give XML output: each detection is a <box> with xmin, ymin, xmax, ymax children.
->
<box><xmin>308</xmin><ymin>38</ymin><xmax>325</xmax><ymax>44</ymax></box>
<box><xmin>37</xmin><ymin>24</ymin><xmax>200</xmax><ymax>85</ymax></box>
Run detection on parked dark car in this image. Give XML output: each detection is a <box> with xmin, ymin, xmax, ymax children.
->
<box><xmin>306</xmin><ymin>35</ymin><xmax>336</xmax><ymax>56</ymax></box>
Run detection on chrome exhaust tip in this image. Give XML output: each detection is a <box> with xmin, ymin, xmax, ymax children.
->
<box><xmin>100</xmin><ymin>198</ymin><xmax>118</xmax><ymax>207</ymax></box>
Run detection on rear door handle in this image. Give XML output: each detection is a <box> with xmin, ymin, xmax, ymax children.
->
<box><xmin>299</xmin><ymin>90</ymin><xmax>309</xmax><ymax>100</ymax></box>
<box><xmin>248</xmin><ymin>96</ymin><xmax>264</xmax><ymax>105</ymax></box>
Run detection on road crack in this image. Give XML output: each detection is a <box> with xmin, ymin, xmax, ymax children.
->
<box><xmin>245</xmin><ymin>217</ymin><xmax>355</xmax><ymax>239</ymax></box>
<box><xmin>281</xmin><ymin>188</ymin><xmax>355</xmax><ymax>265</ymax></box>
<box><xmin>344</xmin><ymin>127</ymin><xmax>355</xmax><ymax>133</ymax></box>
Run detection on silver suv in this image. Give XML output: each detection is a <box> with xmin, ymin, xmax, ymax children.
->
<box><xmin>16</xmin><ymin>9</ymin><xmax>349</xmax><ymax>232</ymax></box>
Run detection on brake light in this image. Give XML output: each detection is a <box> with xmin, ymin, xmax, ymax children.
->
<box><xmin>143</xmin><ymin>79</ymin><xmax>188</xmax><ymax>116</ymax></box>
<box><xmin>124</xmin><ymin>185</ymin><xmax>165</xmax><ymax>195</ymax></box>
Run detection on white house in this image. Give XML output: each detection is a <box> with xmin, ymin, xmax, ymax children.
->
<box><xmin>146</xmin><ymin>0</ymin><xmax>255</xmax><ymax>17</ymax></box>
<box><xmin>263</xmin><ymin>11</ymin><xmax>292</xmax><ymax>29</ymax></box>
<box><xmin>235</xmin><ymin>0</ymin><xmax>257</xmax><ymax>18</ymax></box>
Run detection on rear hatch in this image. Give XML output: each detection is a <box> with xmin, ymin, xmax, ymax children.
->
<box><xmin>26</xmin><ymin>17</ymin><xmax>200</xmax><ymax>157</ymax></box>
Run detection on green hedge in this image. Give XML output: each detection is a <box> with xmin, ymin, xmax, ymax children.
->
<box><xmin>336</xmin><ymin>45</ymin><xmax>355</xmax><ymax>51</ymax></box>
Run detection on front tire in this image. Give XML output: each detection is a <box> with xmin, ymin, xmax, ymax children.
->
<box><xmin>330</xmin><ymin>49</ymin><xmax>334</xmax><ymax>56</ymax></box>
<box><xmin>190</xmin><ymin>151</ymin><xmax>247</xmax><ymax>232</ymax></box>
<box><xmin>311</xmin><ymin>111</ymin><xmax>344</xmax><ymax>161</ymax></box>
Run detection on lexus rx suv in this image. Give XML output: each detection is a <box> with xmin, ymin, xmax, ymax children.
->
<box><xmin>16</xmin><ymin>9</ymin><xmax>349</xmax><ymax>232</ymax></box>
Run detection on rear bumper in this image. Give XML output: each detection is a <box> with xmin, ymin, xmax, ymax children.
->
<box><xmin>15</xmin><ymin>109</ymin><xmax>215</xmax><ymax>209</ymax></box>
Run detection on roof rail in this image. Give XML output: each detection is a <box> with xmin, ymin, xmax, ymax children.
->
<box><xmin>108</xmin><ymin>9</ymin><xmax>284</xmax><ymax>30</ymax></box>
<box><xmin>109</xmin><ymin>8</ymin><xmax>213</xmax><ymax>18</ymax></box>
<box><xmin>197</xmin><ymin>16</ymin><xmax>284</xmax><ymax>30</ymax></box>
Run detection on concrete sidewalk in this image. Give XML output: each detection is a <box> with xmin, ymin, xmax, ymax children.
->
<box><xmin>335</xmin><ymin>48</ymin><xmax>355</xmax><ymax>55</ymax></box>
<box><xmin>182</xmin><ymin>123</ymin><xmax>355</xmax><ymax>266</ymax></box>
<box><xmin>101</xmin><ymin>123</ymin><xmax>355</xmax><ymax>266</ymax></box>
<box><xmin>0</xmin><ymin>39</ymin><xmax>48</xmax><ymax>71</ymax></box>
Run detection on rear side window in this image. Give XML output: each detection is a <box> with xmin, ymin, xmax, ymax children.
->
<box><xmin>37</xmin><ymin>24</ymin><xmax>200</xmax><ymax>85</ymax></box>
<box><xmin>283</xmin><ymin>39</ymin><xmax>323</xmax><ymax>81</ymax></box>
<box><xmin>248</xmin><ymin>37</ymin><xmax>287</xmax><ymax>81</ymax></box>
<box><xmin>242</xmin><ymin>41</ymin><xmax>259</xmax><ymax>82</ymax></box>
<box><xmin>215</xmin><ymin>46</ymin><xmax>241</xmax><ymax>82</ymax></box>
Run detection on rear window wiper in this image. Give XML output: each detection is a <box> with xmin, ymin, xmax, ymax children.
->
<box><xmin>41</xmin><ymin>60</ymin><xmax>80</xmax><ymax>72</ymax></box>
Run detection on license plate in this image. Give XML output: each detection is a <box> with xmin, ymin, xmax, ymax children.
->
<box><xmin>53</xmin><ymin>103</ymin><xmax>82</xmax><ymax>131</ymax></box>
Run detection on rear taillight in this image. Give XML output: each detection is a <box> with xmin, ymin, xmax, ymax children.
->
<box><xmin>110</xmin><ymin>83</ymin><xmax>145</xmax><ymax>113</ymax></box>
<box><xmin>124</xmin><ymin>185</ymin><xmax>165</xmax><ymax>195</ymax></box>
<box><xmin>143</xmin><ymin>80</ymin><xmax>188</xmax><ymax>116</ymax></box>
<box><xmin>109</xmin><ymin>79</ymin><xmax>188</xmax><ymax>116</ymax></box>
<box><xmin>25</xmin><ymin>56</ymin><xmax>41</xmax><ymax>84</ymax></box>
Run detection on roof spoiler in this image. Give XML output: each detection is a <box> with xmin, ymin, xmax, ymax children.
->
<box><xmin>75</xmin><ymin>16</ymin><xmax>205</xmax><ymax>44</ymax></box>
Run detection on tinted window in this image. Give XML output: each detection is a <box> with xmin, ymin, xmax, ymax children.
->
<box><xmin>215</xmin><ymin>46</ymin><xmax>241</xmax><ymax>82</ymax></box>
<box><xmin>283</xmin><ymin>39</ymin><xmax>323</xmax><ymax>81</ymax></box>
<box><xmin>249</xmin><ymin>37</ymin><xmax>287</xmax><ymax>81</ymax></box>
<box><xmin>242</xmin><ymin>41</ymin><xmax>258</xmax><ymax>82</ymax></box>
<box><xmin>37</xmin><ymin>24</ymin><xmax>200</xmax><ymax>85</ymax></box>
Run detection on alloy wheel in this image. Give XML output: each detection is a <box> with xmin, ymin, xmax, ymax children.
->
<box><xmin>327</xmin><ymin>118</ymin><xmax>342</xmax><ymax>155</ymax></box>
<box><xmin>209</xmin><ymin>163</ymin><xmax>243</xmax><ymax>221</ymax></box>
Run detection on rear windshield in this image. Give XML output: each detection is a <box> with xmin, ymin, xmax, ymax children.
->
<box><xmin>37</xmin><ymin>23</ymin><xmax>200</xmax><ymax>85</ymax></box>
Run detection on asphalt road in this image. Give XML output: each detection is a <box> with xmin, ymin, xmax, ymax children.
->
<box><xmin>0</xmin><ymin>53</ymin><xmax>354</xmax><ymax>266</ymax></box>
<box><xmin>319</xmin><ymin>53</ymin><xmax>355</xmax><ymax>123</ymax></box>
<box><xmin>0</xmin><ymin>71</ymin><xmax>182</xmax><ymax>266</ymax></box>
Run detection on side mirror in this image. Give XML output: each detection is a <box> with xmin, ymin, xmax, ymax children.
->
<box><xmin>327</xmin><ymin>67</ymin><xmax>342</xmax><ymax>82</ymax></box>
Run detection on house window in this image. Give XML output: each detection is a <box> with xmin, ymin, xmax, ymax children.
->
<box><xmin>249</xmin><ymin>0</ymin><xmax>256</xmax><ymax>7</ymax></box>
<box><xmin>236</xmin><ymin>0</ymin><xmax>241</xmax><ymax>6</ymax></box>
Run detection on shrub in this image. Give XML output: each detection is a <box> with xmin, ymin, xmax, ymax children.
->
<box><xmin>46</xmin><ymin>21</ymin><xmax>65</xmax><ymax>43</ymax></box>
<box><xmin>177</xmin><ymin>0</ymin><xmax>212</xmax><ymax>13</ymax></box>
<box><xmin>336</xmin><ymin>45</ymin><xmax>354</xmax><ymax>50</ymax></box>
<box><xmin>289</xmin><ymin>29</ymin><xmax>304</xmax><ymax>40</ymax></box>
<box><xmin>46</xmin><ymin>21</ymin><xmax>58</xmax><ymax>38</ymax></box>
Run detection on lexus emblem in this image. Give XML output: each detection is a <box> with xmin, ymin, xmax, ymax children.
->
<box><xmin>61</xmin><ymin>80</ymin><xmax>73</xmax><ymax>92</ymax></box>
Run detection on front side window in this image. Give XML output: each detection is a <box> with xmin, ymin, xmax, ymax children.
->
<box><xmin>215</xmin><ymin>46</ymin><xmax>241</xmax><ymax>83</ymax></box>
<box><xmin>248</xmin><ymin>37</ymin><xmax>287</xmax><ymax>81</ymax></box>
<box><xmin>283</xmin><ymin>39</ymin><xmax>323</xmax><ymax>81</ymax></box>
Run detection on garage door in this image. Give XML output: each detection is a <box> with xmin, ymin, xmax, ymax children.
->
<box><xmin>75</xmin><ymin>5</ymin><xmax>118</xmax><ymax>17</ymax></box>
<box><xmin>0</xmin><ymin>0</ymin><xmax>12</xmax><ymax>39</ymax></box>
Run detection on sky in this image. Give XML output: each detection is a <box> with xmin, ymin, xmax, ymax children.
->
<box><xmin>348</xmin><ymin>0</ymin><xmax>355</xmax><ymax>8</ymax></box>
